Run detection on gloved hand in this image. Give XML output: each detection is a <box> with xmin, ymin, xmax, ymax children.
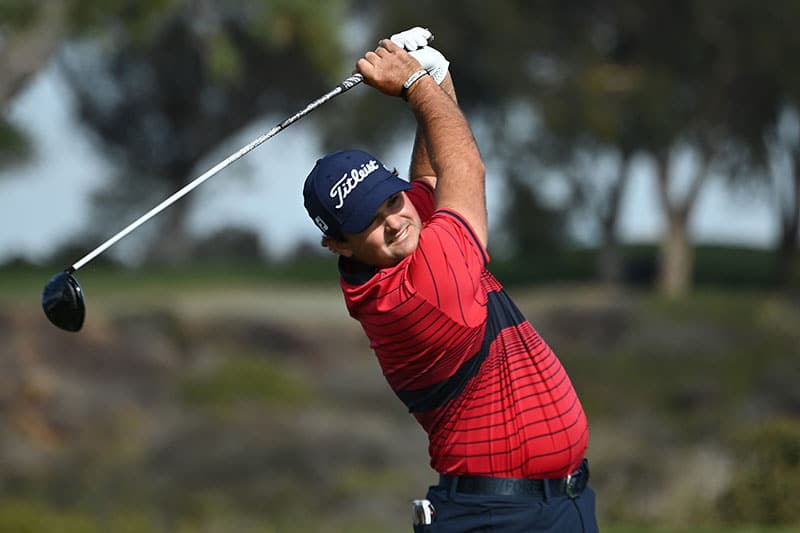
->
<box><xmin>390</xmin><ymin>27</ymin><xmax>432</xmax><ymax>51</ymax></box>
<box><xmin>408</xmin><ymin>46</ymin><xmax>449</xmax><ymax>85</ymax></box>
<box><xmin>390</xmin><ymin>27</ymin><xmax>449</xmax><ymax>85</ymax></box>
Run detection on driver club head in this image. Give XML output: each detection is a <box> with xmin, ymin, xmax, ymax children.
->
<box><xmin>42</xmin><ymin>270</ymin><xmax>85</xmax><ymax>332</ymax></box>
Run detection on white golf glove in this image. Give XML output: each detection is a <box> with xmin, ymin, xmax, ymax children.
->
<box><xmin>390</xmin><ymin>26</ymin><xmax>449</xmax><ymax>85</ymax></box>
<box><xmin>408</xmin><ymin>46</ymin><xmax>449</xmax><ymax>85</ymax></box>
<box><xmin>390</xmin><ymin>27</ymin><xmax>432</xmax><ymax>51</ymax></box>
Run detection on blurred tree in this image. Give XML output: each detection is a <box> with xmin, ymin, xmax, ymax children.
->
<box><xmin>732</xmin><ymin>106</ymin><xmax>800</xmax><ymax>288</ymax></box>
<box><xmin>0</xmin><ymin>1</ymin><xmax>68</xmax><ymax>168</ymax></box>
<box><xmin>342</xmin><ymin>1</ymin><xmax>800</xmax><ymax>295</ymax></box>
<box><xmin>766</xmin><ymin>109</ymin><xmax>800</xmax><ymax>286</ymax></box>
<box><xmin>519</xmin><ymin>12</ymin><xmax>644</xmax><ymax>287</ymax></box>
<box><xmin>504</xmin><ymin>0</ymin><xmax>791</xmax><ymax>297</ymax></box>
<box><xmin>326</xmin><ymin>2</ymin><xmax>578</xmax><ymax>267</ymax></box>
<box><xmin>499</xmin><ymin>169</ymin><xmax>568</xmax><ymax>261</ymax></box>
<box><xmin>334</xmin><ymin>1</ymin><xmax>690</xmax><ymax>288</ymax></box>
<box><xmin>714</xmin><ymin>1</ymin><xmax>800</xmax><ymax>288</ymax></box>
<box><xmin>0</xmin><ymin>1</ymin><xmax>66</xmax><ymax>107</ymax></box>
<box><xmin>6</xmin><ymin>1</ymin><xmax>798</xmax><ymax>277</ymax></box>
<box><xmin>57</xmin><ymin>0</ymin><xmax>348</xmax><ymax>264</ymax></box>
<box><xmin>190</xmin><ymin>226</ymin><xmax>264</xmax><ymax>262</ymax></box>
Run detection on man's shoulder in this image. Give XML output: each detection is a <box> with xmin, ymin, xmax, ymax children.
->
<box><xmin>418</xmin><ymin>209</ymin><xmax>490</xmax><ymax>268</ymax></box>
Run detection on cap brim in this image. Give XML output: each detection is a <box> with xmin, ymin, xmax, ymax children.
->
<box><xmin>340</xmin><ymin>175</ymin><xmax>413</xmax><ymax>235</ymax></box>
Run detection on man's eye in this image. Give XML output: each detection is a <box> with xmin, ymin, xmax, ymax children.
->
<box><xmin>388</xmin><ymin>194</ymin><xmax>400</xmax><ymax>206</ymax></box>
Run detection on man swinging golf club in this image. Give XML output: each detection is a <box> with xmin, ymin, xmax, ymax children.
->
<box><xmin>303</xmin><ymin>28</ymin><xmax>599</xmax><ymax>532</ymax></box>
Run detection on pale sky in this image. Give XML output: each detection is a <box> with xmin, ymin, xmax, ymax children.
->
<box><xmin>0</xmin><ymin>62</ymin><xmax>779</xmax><ymax>266</ymax></box>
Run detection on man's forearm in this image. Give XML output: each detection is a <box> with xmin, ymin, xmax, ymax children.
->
<box><xmin>406</xmin><ymin>74</ymin><xmax>487</xmax><ymax>245</ymax></box>
<box><xmin>409</xmin><ymin>73</ymin><xmax>457</xmax><ymax>182</ymax></box>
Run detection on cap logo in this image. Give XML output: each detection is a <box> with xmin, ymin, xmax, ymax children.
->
<box><xmin>313</xmin><ymin>216</ymin><xmax>329</xmax><ymax>232</ymax></box>
<box><xmin>329</xmin><ymin>159</ymin><xmax>380</xmax><ymax>209</ymax></box>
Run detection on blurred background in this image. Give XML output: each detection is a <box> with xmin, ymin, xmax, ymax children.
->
<box><xmin>1</xmin><ymin>1</ymin><xmax>799</xmax><ymax>531</ymax></box>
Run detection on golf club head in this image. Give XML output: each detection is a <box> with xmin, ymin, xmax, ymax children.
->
<box><xmin>42</xmin><ymin>270</ymin><xmax>85</xmax><ymax>332</ymax></box>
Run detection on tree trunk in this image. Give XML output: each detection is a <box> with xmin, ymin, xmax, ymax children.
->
<box><xmin>598</xmin><ymin>230</ymin><xmax>623</xmax><ymax>285</ymax></box>
<box><xmin>653</xmin><ymin>148</ymin><xmax>707</xmax><ymax>299</ymax></box>
<box><xmin>776</xmin><ymin>226</ymin><xmax>798</xmax><ymax>287</ymax></box>
<box><xmin>143</xmin><ymin>164</ymin><xmax>196</xmax><ymax>265</ymax></box>
<box><xmin>597</xmin><ymin>156</ymin><xmax>631</xmax><ymax>286</ymax></box>
<box><xmin>659</xmin><ymin>210</ymin><xmax>693</xmax><ymax>297</ymax></box>
<box><xmin>144</xmin><ymin>189</ymin><xmax>193</xmax><ymax>265</ymax></box>
<box><xmin>598</xmin><ymin>204</ymin><xmax>620</xmax><ymax>286</ymax></box>
<box><xmin>775</xmin><ymin>156</ymin><xmax>800</xmax><ymax>286</ymax></box>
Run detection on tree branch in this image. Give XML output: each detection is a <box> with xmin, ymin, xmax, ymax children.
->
<box><xmin>0</xmin><ymin>2</ymin><xmax>67</xmax><ymax>108</ymax></box>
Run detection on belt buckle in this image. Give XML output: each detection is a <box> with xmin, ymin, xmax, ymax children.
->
<box><xmin>564</xmin><ymin>460</ymin><xmax>589</xmax><ymax>499</ymax></box>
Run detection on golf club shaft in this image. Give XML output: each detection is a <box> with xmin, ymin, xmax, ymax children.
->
<box><xmin>71</xmin><ymin>73</ymin><xmax>365</xmax><ymax>272</ymax></box>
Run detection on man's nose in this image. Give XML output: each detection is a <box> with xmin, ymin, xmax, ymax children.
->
<box><xmin>384</xmin><ymin>214</ymin><xmax>403</xmax><ymax>231</ymax></box>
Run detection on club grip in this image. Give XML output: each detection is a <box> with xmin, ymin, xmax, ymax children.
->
<box><xmin>338</xmin><ymin>73</ymin><xmax>364</xmax><ymax>92</ymax></box>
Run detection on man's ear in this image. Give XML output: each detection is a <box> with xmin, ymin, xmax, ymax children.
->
<box><xmin>322</xmin><ymin>236</ymin><xmax>353</xmax><ymax>257</ymax></box>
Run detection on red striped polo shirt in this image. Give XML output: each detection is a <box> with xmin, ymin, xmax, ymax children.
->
<box><xmin>339</xmin><ymin>180</ymin><xmax>588</xmax><ymax>478</ymax></box>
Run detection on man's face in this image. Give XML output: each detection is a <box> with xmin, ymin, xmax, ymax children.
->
<box><xmin>337</xmin><ymin>191</ymin><xmax>422</xmax><ymax>268</ymax></box>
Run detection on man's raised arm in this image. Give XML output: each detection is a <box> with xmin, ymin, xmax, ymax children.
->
<box><xmin>409</xmin><ymin>73</ymin><xmax>457</xmax><ymax>188</ymax></box>
<box><xmin>405</xmin><ymin>65</ymin><xmax>487</xmax><ymax>246</ymax></box>
<box><xmin>358</xmin><ymin>39</ymin><xmax>487</xmax><ymax>246</ymax></box>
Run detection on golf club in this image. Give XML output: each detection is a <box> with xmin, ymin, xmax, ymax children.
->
<box><xmin>42</xmin><ymin>72</ymin><xmax>365</xmax><ymax>332</ymax></box>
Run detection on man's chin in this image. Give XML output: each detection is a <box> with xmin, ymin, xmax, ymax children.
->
<box><xmin>396</xmin><ymin>230</ymin><xmax>420</xmax><ymax>255</ymax></box>
<box><xmin>378</xmin><ymin>245</ymin><xmax>415</xmax><ymax>268</ymax></box>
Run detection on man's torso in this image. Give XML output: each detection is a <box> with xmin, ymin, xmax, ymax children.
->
<box><xmin>340</xmin><ymin>181</ymin><xmax>588</xmax><ymax>478</ymax></box>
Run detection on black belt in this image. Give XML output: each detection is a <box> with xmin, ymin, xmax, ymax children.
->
<box><xmin>438</xmin><ymin>459</ymin><xmax>589</xmax><ymax>499</ymax></box>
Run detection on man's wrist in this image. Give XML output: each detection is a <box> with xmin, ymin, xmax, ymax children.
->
<box><xmin>401</xmin><ymin>69</ymin><xmax>429</xmax><ymax>100</ymax></box>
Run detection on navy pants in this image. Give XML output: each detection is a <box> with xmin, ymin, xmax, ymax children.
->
<box><xmin>412</xmin><ymin>482</ymin><xmax>599</xmax><ymax>532</ymax></box>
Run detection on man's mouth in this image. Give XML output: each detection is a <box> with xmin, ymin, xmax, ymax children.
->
<box><xmin>392</xmin><ymin>225</ymin><xmax>409</xmax><ymax>245</ymax></box>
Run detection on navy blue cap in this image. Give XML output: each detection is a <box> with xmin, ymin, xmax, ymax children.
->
<box><xmin>303</xmin><ymin>149</ymin><xmax>412</xmax><ymax>236</ymax></box>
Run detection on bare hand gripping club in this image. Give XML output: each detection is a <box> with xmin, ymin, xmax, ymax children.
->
<box><xmin>41</xmin><ymin>73</ymin><xmax>365</xmax><ymax>332</ymax></box>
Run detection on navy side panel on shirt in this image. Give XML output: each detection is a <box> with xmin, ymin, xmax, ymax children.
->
<box><xmin>395</xmin><ymin>288</ymin><xmax>525</xmax><ymax>413</ymax></box>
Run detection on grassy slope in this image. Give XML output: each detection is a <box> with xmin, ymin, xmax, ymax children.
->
<box><xmin>1</xmin><ymin>264</ymin><xmax>799</xmax><ymax>532</ymax></box>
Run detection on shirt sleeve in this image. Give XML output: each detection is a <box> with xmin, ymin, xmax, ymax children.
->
<box><xmin>407</xmin><ymin>208</ymin><xmax>490</xmax><ymax>328</ymax></box>
<box><xmin>406</xmin><ymin>180</ymin><xmax>436</xmax><ymax>223</ymax></box>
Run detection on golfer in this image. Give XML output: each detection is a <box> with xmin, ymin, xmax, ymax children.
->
<box><xmin>303</xmin><ymin>28</ymin><xmax>598</xmax><ymax>533</ymax></box>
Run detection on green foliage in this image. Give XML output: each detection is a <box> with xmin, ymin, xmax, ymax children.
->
<box><xmin>498</xmin><ymin>172</ymin><xmax>571</xmax><ymax>260</ymax></box>
<box><xmin>720</xmin><ymin>418</ymin><xmax>800</xmax><ymax>525</ymax></box>
<box><xmin>66</xmin><ymin>0</ymin><xmax>179</xmax><ymax>41</ymax></box>
<box><xmin>4</xmin><ymin>0</ymin><xmax>799</xmax><ymax>288</ymax></box>
<box><xmin>0</xmin><ymin>118</ymin><xmax>31</xmax><ymax>167</ymax></box>
<box><xmin>190</xmin><ymin>227</ymin><xmax>266</xmax><ymax>262</ymax></box>
<box><xmin>206</xmin><ymin>31</ymin><xmax>243</xmax><ymax>83</ymax></box>
<box><xmin>57</xmin><ymin>0</ymin><xmax>353</xmax><ymax>262</ymax></box>
<box><xmin>346</xmin><ymin>0</ymin><xmax>800</xmax><ymax>291</ymax></box>
<box><xmin>491</xmin><ymin>244</ymin><xmax>781</xmax><ymax>288</ymax></box>
<box><xmin>492</xmin><ymin>248</ymin><xmax>595</xmax><ymax>286</ymax></box>
<box><xmin>692</xmin><ymin>246</ymin><xmax>777</xmax><ymax>288</ymax></box>
<box><xmin>249</xmin><ymin>0</ymin><xmax>350</xmax><ymax>79</ymax></box>
<box><xmin>0</xmin><ymin>500</ymin><xmax>95</xmax><ymax>533</ymax></box>
<box><xmin>0</xmin><ymin>0</ymin><xmax>37</xmax><ymax>27</ymax></box>
<box><xmin>181</xmin><ymin>355</ymin><xmax>313</xmax><ymax>410</ymax></box>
